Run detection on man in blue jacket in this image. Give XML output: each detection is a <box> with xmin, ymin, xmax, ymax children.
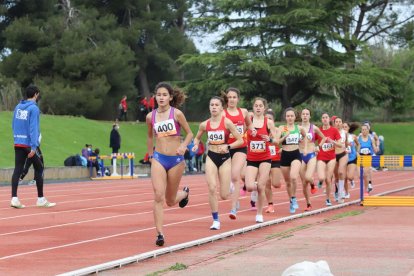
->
<box><xmin>10</xmin><ymin>85</ymin><xmax>56</xmax><ymax>208</ymax></box>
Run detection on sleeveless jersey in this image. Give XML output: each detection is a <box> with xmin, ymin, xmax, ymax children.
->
<box><xmin>205</xmin><ymin>116</ymin><xmax>229</xmax><ymax>145</ymax></box>
<box><xmin>281</xmin><ymin>124</ymin><xmax>300</xmax><ymax>146</ymax></box>
<box><xmin>224</xmin><ymin>108</ymin><xmax>247</xmax><ymax>148</ymax></box>
<box><xmin>151</xmin><ymin>107</ymin><xmax>181</xmax><ymax>138</ymax></box>
<box><xmin>316</xmin><ymin>126</ymin><xmax>341</xmax><ymax>161</ymax></box>
<box><xmin>347</xmin><ymin>134</ymin><xmax>357</xmax><ymax>161</ymax></box>
<box><xmin>300</xmin><ymin>124</ymin><xmax>315</xmax><ymax>143</ymax></box>
<box><xmin>358</xmin><ymin>135</ymin><xmax>374</xmax><ymax>155</ymax></box>
<box><xmin>247</xmin><ymin>117</ymin><xmax>271</xmax><ymax>161</ymax></box>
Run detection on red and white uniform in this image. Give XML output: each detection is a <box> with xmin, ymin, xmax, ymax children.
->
<box><xmin>269</xmin><ymin>144</ymin><xmax>281</xmax><ymax>162</ymax></box>
<box><xmin>316</xmin><ymin>126</ymin><xmax>341</xmax><ymax>161</ymax></box>
<box><xmin>224</xmin><ymin>108</ymin><xmax>247</xmax><ymax>148</ymax></box>
<box><xmin>247</xmin><ymin>117</ymin><xmax>271</xmax><ymax>161</ymax></box>
<box><xmin>206</xmin><ymin>116</ymin><xmax>230</xmax><ymax>145</ymax></box>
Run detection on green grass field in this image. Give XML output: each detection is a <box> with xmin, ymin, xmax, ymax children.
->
<box><xmin>0</xmin><ymin>111</ymin><xmax>412</xmax><ymax>168</ymax></box>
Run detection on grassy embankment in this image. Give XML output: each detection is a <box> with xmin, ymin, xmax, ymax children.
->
<box><xmin>0</xmin><ymin>111</ymin><xmax>412</xmax><ymax>167</ymax></box>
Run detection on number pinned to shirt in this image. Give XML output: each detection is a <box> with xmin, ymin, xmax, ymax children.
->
<box><xmin>154</xmin><ymin>119</ymin><xmax>177</xmax><ymax>137</ymax></box>
<box><xmin>208</xmin><ymin>130</ymin><xmax>225</xmax><ymax>144</ymax></box>
<box><xmin>250</xmin><ymin>141</ymin><xmax>266</xmax><ymax>152</ymax></box>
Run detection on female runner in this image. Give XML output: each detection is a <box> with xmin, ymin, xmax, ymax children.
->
<box><xmin>224</xmin><ymin>87</ymin><xmax>256</xmax><ymax>219</ymax></box>
<box><xmin>333</xmin><ymin>117</ymin><xmax>349</xmax><ymax>203</ymax></box>
<box><xmin>146</xmin><ymin>82</ymin><xmax>193</xmax><ymax>246</ymax></box>
<box><xmin>264</xmin><ymin>110</ymin><xmax>282</xmax><ymax>214</ymax></box>
<box><xmin>299</xmin><ymin>108</ymin><xmax>325</xmax><ymax>211</ymax></box>
<box><xmin>245</xmin><ymin>98</ymin><xmax>278</xmax><ymax>223</ymax></box>
<box><xmin>358</xmin><ymin>124</ymin><xmax>379</xmax><ymax>194</ymax></box>
<box><xmin>192</xmin><ymin>96</ymin><xmax>243</xmax><ymax>230</ymax></box>
<box><xmin>315</xmin><ymin>113</ymin><xmax>343</xmax><ymax>206</ymax></box>
<box><xmin>343</xmin><ymin>122</ymin><xmax>359</xmax><ymax>197</ymax></box>
<box><xmin>275</xmin><ymin>108</ymin><xmax>308</xmax><ymax>214</ymax></box>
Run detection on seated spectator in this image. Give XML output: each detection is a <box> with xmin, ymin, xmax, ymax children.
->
<box><xmin>89</xmin><ymin>148</ymin><xmax>101</xmax><ymax>175</ymax></box>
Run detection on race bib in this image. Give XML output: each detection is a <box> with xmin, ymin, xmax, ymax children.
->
<box><xmin>346</xmin><ymin>146</ymin><xmax>351</xmax><ymax>153</ymax></box>
<box><xmin>269</xmin><ymin>145</ymin><xmax>276</xmax><ymax>156</ymax></box>
<box><xmin>250</xmin><ymin>141</ymin><xmax>266</xmax><ymax>152</ymax></box>
<box><xmin>321</xmin><ymin>143</ymin><xmax>334</xmax><ymax>152</ymax></box>
<box><xmin>286</xmin><ymin>133</ymin><xmax>299</xmax><ymax>145</ymax></box>
<box><xmin>230</xmin><ymin>125</ymin><xmax>244</xmax><ymax>138</ymax></box>
<box><xmin>306</xmin><ymin>133</ymin><xmax>313</xmax><ymax>141</ymax></box>
<box><xmin>208</xmin><ymin>130</ymin><xmax>225</xmax><ymax>145</ymax></box>
<box><xmin>360</xmin><ymin>148</ymin><xmax>371</xmax><ymax>155</ymax></box>
<box><xmin>154</xmin><ymin>119</ymin><xmax>177</xmax><ymax>137</ymax></box>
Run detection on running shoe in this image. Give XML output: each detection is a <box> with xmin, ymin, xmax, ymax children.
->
<box><xmin>367</xmin><ymin>183</ymin><xmax>373</xmax><ymax>193</ymax></box>
<box><xmin>250</xmin><ymin>200</ymin><xmax>257</xmax><ymax>210</ymax></box>
<box><xmin>292</xmin><ymin>198</ymin><xmax>299</xmax><ymax>209</ymax></box>
<box><xmin>255</xmin><ymin>215</ymin><xmax>264</xmax><ymax>223</ymax></box>
<box><xmin>304</xmin><ymin>204</ymin><xmax>312</xmax><ymax>212</ymax></box>
<box><xmin>265</xmin><ymin>205</ymin><xmax>275</xmax><ymax>213</ymax></box>
<box><xmin>350</xmin><ymin>180</ymin><xmax>355</xmax><ymax>189</ymax></box>
<box><xmin>310</xmin><ymin>183</ymin><xmax>317</xmax><ymax>194</ymax></box>
<box><xmin>156</xmin><ymin>234</ymin><xmax>165</xmax><ymax>246</ymax></box>
<box><xmin>179</xmin><ymin>187</ymin><xmax>190</xmax><ymax>208</ymax></box>
<box><xmin>289</xmin><ymin>201</ymin><xmax>295</xmax><ymax>214</ymax></box>
<box><xmin>10</xmin><ymin>198</ymin><xmax>25</xmax><ymax>209</ymax></box>
<box><xmin>317</xmin><ymin>181</ymin><xmax>323</xmax><ymax>189</ymax></box>
<box><xmin>36</xmin><ymin>198</ymin><xmax>56</xmax><ymax>208</ymax></box>
<box><xmin>325</xmin><ymin>199</ymin><xmax>332</xmax><ymax>206</ymax></box>
<box><xmin>210</xmin><ymin>220</ymin><xmax>220</xmax><ymax>230</ymax></box>
<box><xmin>344</xmin><ymin>193</ymin><xmax>351</xmax><ymax>199</ymax></box>
<box><xmin>229</xmin><ymin>209</ymin><xmax>237</xmax><ymax>220</ymax></box>
<box><xmin>334</xmin><ymin>192</ymin><xmax>339</xmax><ymax>202</ymax></box>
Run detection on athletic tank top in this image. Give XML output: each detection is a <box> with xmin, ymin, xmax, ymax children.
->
<box><xmin>300</xmin><ymin>124</ymin><xmax>315</xmax><ymax>142</ymax></box>
<box><xmin>151</xmin><ymin>107</ymin><xmax>181</xmax><ymax>137</ymax></box>
<box><xmin>281</xmin><ymin>124</ymin><xmax>300</xmax><ymax>146</ymax></box>
<box><xmin>247</xmin><ymin>117</ymin><xmax>271</xmax><ymax>161</ymax></box>
<box><xmin>205</xmin><ymin>116</ymin><xmax>229</xmax><ymax>145</ymax></box>
<box><xmin>224</xmin><ymin>108</ymin><xmax>247</xmax><ymax>148</ymax></box>
<box><xmin>358</xmin><ymin>135</ymin><xmax>374</xmax><ymax>155</ymax></box>
<box><xmin>347</xmin><ymin>134</ymin><xmax>357</xmax><ymax>161</ymax></box>
<box><xmin>269</xmin><ymin>144</ymin><xmax>281</xmax><ymax>161</ymax></box>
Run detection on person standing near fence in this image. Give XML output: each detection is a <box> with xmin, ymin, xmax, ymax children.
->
<box><xmin>146</xmin><ymin>82</ymin><xmax>193</xmax><ymax>246</ymax></box>
<box><xmin>10</xmin><ymin>85</ymin><xmax>56</xmax><ymax>209</ymax></box>
<box><xmin>118</xmin><ymin>95</ymin><xmax>128</xmax><ymax>121</ymax></box>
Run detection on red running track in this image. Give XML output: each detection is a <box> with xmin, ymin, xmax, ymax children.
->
<box><xmin>0</xmin><ymin>171</ymin><xmax>413</xmax><ymax>275</ymax></box>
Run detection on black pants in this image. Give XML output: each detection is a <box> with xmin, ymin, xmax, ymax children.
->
<box><xmin>11</xmin><ymin>147</ymin><xmax>44</xmax><ymax>197</ymax></box>
<box><xmin>118</xmin><ymin>110</ymin><xmax>127</xmax><ymax>121</ymax></box>
<box><xmin>20</xmin><ymin>148</ymin><xmax>44</xmax><ymax>180</ymax></box>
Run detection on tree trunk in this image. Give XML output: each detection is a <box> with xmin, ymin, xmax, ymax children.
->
<box><xmin>138</xmin><ymin>69</ymin><xmax>151</xmax><ymax>98</ymax></box>
<box><xmin>280</xmin><ymin>83</ymin><xmax>291</xmax><ymax>121</ymax></box>
<box><xmin>341</xmin><ymin>90</ymin><xmax>353</xmax><ymax>121</ymax></box>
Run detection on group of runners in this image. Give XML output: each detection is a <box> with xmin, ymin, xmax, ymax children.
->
<box><xmin>146</xmin><ymin>83</ymin><xmax>381</xmax><ymax>246</ymax></box>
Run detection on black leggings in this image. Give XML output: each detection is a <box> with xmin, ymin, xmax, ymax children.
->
<box><xmin>20</xmin><ymin>148</ymin><xmax>44</xmax><ymax>180</ymax></box>
<box><xmin>12</xmin><ymin>147</ymin><xmax>44</xmax><ymax>197</ymax></box>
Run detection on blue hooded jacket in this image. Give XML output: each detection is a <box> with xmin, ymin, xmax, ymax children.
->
<box><xmin>12</xmin><ymin>100</ymin><xmax>40</xmax><ymax>150</ymax></box>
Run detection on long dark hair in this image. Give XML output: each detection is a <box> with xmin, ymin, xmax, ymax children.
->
<box><xmin>154</xmin><ymin>82</ymin><xmax>187</xmax><ymax>107</ymax></box>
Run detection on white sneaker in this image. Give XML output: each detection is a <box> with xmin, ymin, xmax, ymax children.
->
<box><xmin>210</xmin><ymin>220</ymin><xmax>220</xmax><ymax>230</ymax></box>
<box><xmin>367</xmin><ymin>183</ymin><xmax>373</xmax><ymax>193</ymax></box>
<box><xmin>36</xmin><ymin>198</ymin><xmax>56</xmax><ymax>208</ymax></box>
<box><xmin>11</xmin><ymin>198</ymin><xmax>25</xmax><ymax>209</ymax></box>
<box><xmin>255</xmin><ymin>214</ymin><xmax>264</xmax><ymax>223</ymax></box>
<box><xmin>345</xmin><ymin>193</ymin><xmax>350</xmax><ymax>199</ymax></box>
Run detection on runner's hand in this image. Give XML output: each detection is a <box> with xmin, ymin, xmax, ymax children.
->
<box><xmin>28</xmin><ymin>150</ymin><xmax>35</xmax><ymax>158</ymax></box>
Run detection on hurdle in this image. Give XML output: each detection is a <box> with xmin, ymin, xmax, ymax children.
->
<box><xmin>358</xmin><ymin>155</ymin><xmax>414</xmax><ymax>206</ymax></box>
<box><xmin>89</xmin><ymin>153</ymin><xmax>138</xmax><ymax>180</ymax></box>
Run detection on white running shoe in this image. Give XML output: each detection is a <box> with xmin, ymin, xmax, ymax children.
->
<box><xmin>345</xmin><ymin>193</ymin><xmax>351</xmax><ymax>199</ymax></box>
<box><xmin>255</xmin><ymin>214</ymin><xmax>264</xmax><ymax>223</ymax></box>
<box><xmin>36</xmin><ymin>198</ymin><xmax>56</xmax><ymax>208</ymax></box>
<box><xmin>210</xmin><ymin>220</ymin><xmax>220</xmax><ymax>230</ymax></box>
<box><xmin>367</xmin><ymin>183</ymin><xmax>373</xmax><ymax>193</ymax></box>
<box><xmin>11</xmin><ymin>198</ymin><xmax>25</xmax><ymax>209</ymax></box>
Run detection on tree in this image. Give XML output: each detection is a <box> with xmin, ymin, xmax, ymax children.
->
<box><xmin>328</xmin><ymin>0</ymin><xmax>414</xmax><ymax>120</ymax></box>
<box><xmin>0</xmin><ymin>2</ymin><xmax>137</xmax><ymax>118</ymax></box>
<box><xmin>180</xmin><ymin>1</ymin><xmax>355</xmax><ymax>119</ymax></box>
